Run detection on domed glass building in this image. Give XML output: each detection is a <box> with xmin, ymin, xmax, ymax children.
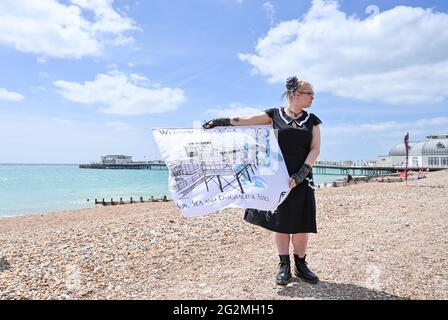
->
<box><xmin>376</xmin><ymin>134</ymin><xmax>448</xmax><ymax>168</ymax></box>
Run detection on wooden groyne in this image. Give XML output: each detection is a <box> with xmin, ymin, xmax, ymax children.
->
<box><xmin>88</xmin><ymin>196</ymin><xmax>170</xmax><ymax>206</ymax></box>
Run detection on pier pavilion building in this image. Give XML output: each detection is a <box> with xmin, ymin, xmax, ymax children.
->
<box><xmin>376</xmin><ymin>134</ymin><xmax>448</xmax><ymax>169</ymax></box>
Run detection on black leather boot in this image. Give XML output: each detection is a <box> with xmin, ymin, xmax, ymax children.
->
<box><xmin>293</xmin><ymin>254</ymin><xmax>319</xmax><ymax>284</ymax></box>
<box><xmin>276</xmin><ymin>255</ymin><xmax>292</xmax><ymax>285</ymax></box>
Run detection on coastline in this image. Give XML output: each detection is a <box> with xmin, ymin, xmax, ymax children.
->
<box><xmin>0</xmin><ymin>162</ymin><xmax>339</xmax><ymax>217</ymax></box>
<box><xmin>0</xmin><ymin>169</ymin><xmax>387</xmax><ymax>220</ymax></box>
<box><xmin>0</xmin><ymin>170</ymin><xmax>447</xmax><ymax>299</ymax></box>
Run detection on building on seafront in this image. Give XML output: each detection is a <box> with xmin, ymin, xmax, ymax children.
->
<box><xmin>376</xmin><ymin>134</ymin><xmax>448</xmax><ymax>169</ymax></box>
<box><xmin>100</xmin><ymin>155</ymin><xmax>133</xmax><ymax>165</ymax></box>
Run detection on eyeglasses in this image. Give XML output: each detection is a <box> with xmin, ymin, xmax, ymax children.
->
<box><xmin>298</xmin><ymin>91</ymin><xmax>314</xmax><ymax>97</ymax></box>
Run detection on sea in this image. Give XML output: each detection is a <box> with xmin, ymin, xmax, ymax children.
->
<box><xmin>0</xmin><ymin>164</ymin><xmax>345</xmax><ymax>217</ymax></box>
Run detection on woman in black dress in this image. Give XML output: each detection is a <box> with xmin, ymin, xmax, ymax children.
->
<box><xmin>203</xmin><ymin>76</ymin><xmax>322</xmax><ymax>286</ymax></box>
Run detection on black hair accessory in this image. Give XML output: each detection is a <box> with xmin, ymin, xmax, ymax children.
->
<box><xmin>285</xmin><ymin>76</ymin><xmax>299</xmax><ymax>94</ymax></box>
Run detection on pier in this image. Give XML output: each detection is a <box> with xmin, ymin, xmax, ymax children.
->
<box><xmin>79</xmin><ymin>162</ymin><xmax>167</xmax><ymax>170</ymax></box>
<box><xmin>80</xmin><ymin>155</ymin><xmax>168</xmax><ymax>170</ymax></box>
<box><xmin>313</xmin><ymin>164</ymin><xmax>445</xmax><ymax>176</ymax></box>
<box><xmin>313</xmin><ymin>164</ymin><xmax>399</xmax><ymax>176</ymax></box>
<box><xmin>80</xmin><ymin>156</ymin><xmax>442</xmax><ymax>176</ymax></box>
<box><xmin>79</xmin><ymin>161</ymin><xmax>417</xmax><ymax>176</ymax></box>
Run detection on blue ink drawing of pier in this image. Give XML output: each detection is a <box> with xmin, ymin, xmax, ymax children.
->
<box><xmin>166</xmin><ymin>128</ymin><xmax>272</xmax><ymax>198</ymax></box>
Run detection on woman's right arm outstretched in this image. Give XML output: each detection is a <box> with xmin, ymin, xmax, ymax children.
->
<box><xmin>203</xmin><ymin>112</ymin><xmax>271</xmax><ymax>128</ymax></box>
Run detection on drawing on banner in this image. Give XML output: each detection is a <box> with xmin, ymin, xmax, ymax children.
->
<box><xmin>172</xmin><ymin>138</ymin><xmax>265</xmax><ymax>198</ymax></box>
<box><xmin>153</xmin><ymin>126</ymin><xmax>290</xmax><ymax>217</ymax></box>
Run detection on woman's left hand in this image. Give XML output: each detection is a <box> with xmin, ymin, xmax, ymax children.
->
<box><xmin>289</xmin><ymin>178</ymin><xmax>297</xmax><ymax>189</ymax></box>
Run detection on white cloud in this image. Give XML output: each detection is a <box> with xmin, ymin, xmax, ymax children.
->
<box><xmin>205</xmin><ymin>103</ymin><xmax>262</xmax><ymax>118</ymax></box>
<box><xmin>263</xmin><ymin>2</ymin><xmax>275</xmax><ymax>26</ymax></box>
<box><xmin>0</xmin><ymin>0</ymin><xmax>138</xmax><ymax>59</ymax></box>
<box><xmin>105</xmin><ymin>34</ymin><xmax>134</xmax><ymax>46</ymax></box>
<box><xmin>239</xmin><ymin>0</ymin><xmax>448</xmax><ymax>104</ymax></box>
<box><xmin>130</xmin><ymin>73</ymin><xmax>149</xmax><ymax>83</ymax></box>
<box><xmin>31</xmin><ymin>86</ymin><xmax>47</xmax><ymax>93</ymax></box>
<box><xmin>71</xmin><ymin>0</ymin><xmax>135</xmax><ymax>33</ymax></box>
<box><xmin>54</xmin><ymin>70</ymin><xmax>186</xmax><ymax>115</ymax></box>
<box><xmin>0</xmin><ymin>88</ymin><xmax>24</xmax><ymax>102</ymax></box>
<box><xmin>324</xmin><ymin>116</ymin><xmax>448</xmax><ymax>135</ymax></box>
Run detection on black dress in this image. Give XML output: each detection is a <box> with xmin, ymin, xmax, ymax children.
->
<box><xmin>243</xmin><ymin>107</ymin><xmax>322</xmax><ymax>234</ymax></box>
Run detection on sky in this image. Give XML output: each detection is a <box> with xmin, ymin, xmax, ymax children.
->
<box><xmin>0</xmin><ymin>0</ymin><xmax>447</xmax><ymax>164</ymax></box>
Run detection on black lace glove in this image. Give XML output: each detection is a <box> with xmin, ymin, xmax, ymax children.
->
<box><xmin>202</xmin><ymin>118</ymin><xmax>231</xmax><ymax>129</ymax></box>
<box><xmin>290</xmin><ymin>163</ymin><xmax>312</xmax><ymax>185</ymax></box>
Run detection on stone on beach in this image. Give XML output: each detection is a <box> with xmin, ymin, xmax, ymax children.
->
<box><xmin>0</xmin><ymin>170</ymin><xmax>447</xmax><ymax>300</ymax></box>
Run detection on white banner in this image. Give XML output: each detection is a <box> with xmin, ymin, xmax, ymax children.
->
<box><xmin>152</xmin><ymin>126</ymin><xmax>290</xmax><ymax>217</ymax></box>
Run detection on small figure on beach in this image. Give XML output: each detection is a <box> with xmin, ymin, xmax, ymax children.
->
<box><xmin>417</xmin><ymin>169</ymin><xmax>426</xmax><ymax>179</ymax></box>
<box><xmin>203</xmin><ymin>76</ymin><xmax>321</xmax><ymax>285</ymax></box>
<box><xmin>344</xmin><ymin>174</ymin><xmax>355</xmax><ymax>186</ymax></box>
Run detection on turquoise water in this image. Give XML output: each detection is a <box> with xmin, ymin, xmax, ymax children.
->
<box><xmin>0</xmin><ymin>164</ymin><xmax>170</xmax><ymax>217</ymax></box>
<box><xmin>0</xmin><ymin>164</ymin><xmax>344</xmax><ymax>217</ymax></box>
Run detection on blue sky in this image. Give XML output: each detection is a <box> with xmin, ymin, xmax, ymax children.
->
<box><xmin>0</xmin><ymin>0</ymin><xmax>447</xmax><ymax>164</ymax></box>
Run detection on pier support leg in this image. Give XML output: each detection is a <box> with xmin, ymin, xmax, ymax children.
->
<box><xmin>246</xmin><ymin>168</ymin><xmax>252</xmax><ymax>182</ymax></box>
<box><xmin>236</xmin><ymin>174</ymin><xmax>244</xmax><ymax>194</ymax></box>
<box><xmin>217</xmin><ymin>176</ymin><xmax>223</xmax><ymax>192</ymax></box>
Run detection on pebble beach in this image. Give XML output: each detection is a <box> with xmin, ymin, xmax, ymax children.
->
<box><xmin>0</xmin><ymin>170</ymin><xmax>447</xmax><ymax>300</ymax></box>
